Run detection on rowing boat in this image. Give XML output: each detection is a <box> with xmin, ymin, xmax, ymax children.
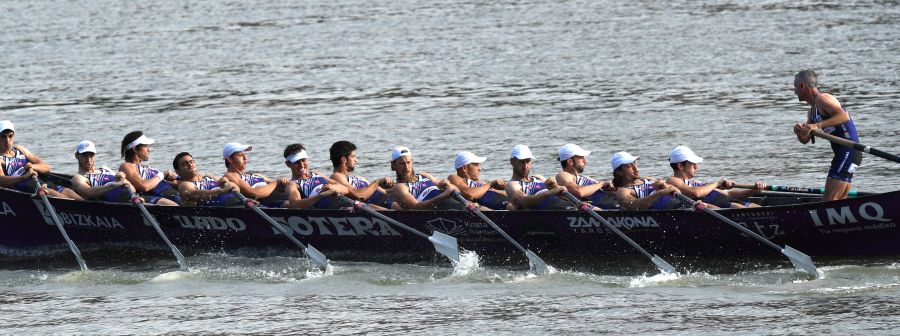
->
<box><xmin>1</xmin><ymin>181</ymin><xmax>898</xmax><ymax>273</ymax></box>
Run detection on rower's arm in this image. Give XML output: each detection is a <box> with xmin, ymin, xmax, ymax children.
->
<box><xmin>665</xmin><ymin>176</ymin><xmax>716</xmax><ymax>199</ymax></box>
<box><xmin>18</xmin><ymin>146</ymin><xmax>52</xmax><ymax>174</ymax></box>
<box><xmin>814</xmin><ymin>94</ymin><xmax>850</xmax><ymax>128</ymax></box>
<box><xmin>225</xmin><ymin>172</ymin><xmax>278</xmax><ymax>199</ymax></box>
<box><xmin>390</xmin><ymin>183</ymin><xmax>451</xmax><ymax>210</ymax></box>
<box><xmin>69</xmin><ymin>176</ymin><xmax>124</xmax><ymax>200</ymax></box>
<box><xmin>505</xmin><ymin>182</ymin><xmax>554</xmax><ymax>209</ymax></box>
<box><xmin>178</xmin><ymin>181</ymin><xmax>227</xmax><ymax>202</ymax></box>
<box><xmin>448</xmin><ymin>174</ymin><xmax>490</xmax><ymax>200</ymax></box>
<box><xmin>118</xmin><ymin>163</ymin><xmax>161</xmax><ymax>193</ymax></box>
<box><xmin>556</xmin><ymin>172</ymin><xmax>604</xmax><ymax>199</ymax></box>
<box><xmin>615</xmin><ymin>187</ymin><xmax>670</xmax><ymax>211</ymax></box>
<box><xmin>331</xmin><ymin>172</ymin><xmax>379</xmax><ymax>201</ymax></box>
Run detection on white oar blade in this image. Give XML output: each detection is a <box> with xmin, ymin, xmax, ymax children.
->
<box><xmin>525</xmin><ymin>250</ymin><xmax>550</xmax><ymax>275</ymax></box>
<box><xmin>304</xmin><ymin>244</ymin><xmax>330</xmax><ymax>272</ymax></box>
<box><xmin>428</xmin><ymin>231</ymin><xmax>460</xmax><ymax>264</ymax></box>
<box><xmin>651</xmin><ymin>255</ymin><xmax>678</xmax><ymax>274</ymax></box>
<box><xmin>782</xmin><ymin>245</ymin><xmax>819</xmax><ymax>278</ymax></box>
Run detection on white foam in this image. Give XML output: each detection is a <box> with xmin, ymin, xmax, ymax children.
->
<box><xmin>628</xmin><ymin>271</ymin><xmax>682</xmax><ymax>288</ymax></box>
<box><xmin>149</xmin><ymin>271</ymin><xmax>196</xmax><ymax>282</ymax></box>
<box><xmin>450</xmin><ymin>250</ymin><xmax>481</xmax><ymax>277</ymax></box>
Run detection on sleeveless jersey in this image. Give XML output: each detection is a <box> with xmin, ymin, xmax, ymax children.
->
<box><xmin>809</xmin><ymin>93</ymin><xmax>860</xmax><ymax>142</ymax></box>
<box><xmin>193</xmin><ymin>176</ymin><xmax>221</xmax><ymax>191</ymax></box>
<box><xmin>1</xmin><ymin>148</ymin><xmax>28</xmax><ymax>177</ymax></box>
<box><xmin>405</xmin><ymin>174</ymin><xmax>441</xmax><ymax>201</ymax></box>
<box><xmin>512</xmin><ymin>176</ymin><xmax>547</xmax><ymax>196</ymax></box>
<box><xmin>466</xmin><ymin>179</ymin><xmax>509</xmax><ymax>210</ymax></box>
<box><xmin>241</xmin><ymin>174</ymin><xmax>269</xmax><ymax>188</ymax></box>
<box><xmin>82</xmin><ymin>167</ymin><xmax>118</xmax><ymax>187</ymax></box>
<box><xmin>347</xmin><ymin>175</ymin><xmax>370</xmax><ymax>189</ymax></box>
<box><xmin>294</xmin><ymin>173</ymin><xmax>329</xmax><ymax>198</ymax></box>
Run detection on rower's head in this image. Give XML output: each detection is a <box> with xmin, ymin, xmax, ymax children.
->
<box><xmin>390</xmin><ymin>146</ymin><xmax>414</xmax><ymax>177</ymax></box>
<box><xmin>668</xmin><ymin>146</ymin><xmax>703</xmax><ymax>179</ymax></box>
<box><xmin>0</xmin><ymin>120</ymin><xmax>14</xmax><ymax>150</ymax></box>
<box><xmin>455</xmin><ymin>151</ymin><xmax>486</xmax><ymax>180</ymax></box>
<box><xmin>558</xmin><ymin>143</ymin><xmax>590</xmax><ymax>174</ymax></box>
<box><xmin>509</xmin><ymin>144</ymin><xmax>534</xmax><ymax>178</ymax></box>
<box><xmin>330</xmin><ymin>140</ymin><xmax>357</xmax><ymax>172</ymax></box>
<box><xmin>173</xmin><ymin>152</ymin><xmax>198</xmax><ymax>178</ymax></box>
<box><xmin>284</xmin><ymin>143</ymin><xmax>310</xmax><ymax>178</ymax></box>
<box><xmin>794</xmin><ymin>70</ymin><xmax>819</xmax><ymax>102</ymax></box>
<box><xmin>74</xmin><ymin>140</ymin><xmax>97</xmax><ymax>172</ymax></box>
<box><xmin>223</xmin><ymin>142</ymin><xmax>252</xmax><ymax>170</ymax></box>
<box><xmin>611</xmin><ymin>151</ymin><xmax>639</xmax><ymax>187</ymax></box>
<box><xmin>121</xmin><ymin>131</ymin><xmax>155</xmax><ymax>162</ymax></box>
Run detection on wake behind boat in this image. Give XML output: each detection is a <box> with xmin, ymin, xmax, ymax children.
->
<box><xmin>1</xmin><ymin>177</ymin><xmax>898</xmax><ymax>274</ymax></box>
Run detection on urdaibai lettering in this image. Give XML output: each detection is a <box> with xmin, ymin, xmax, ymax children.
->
<box><xmin>174</xmin><ymin>215</ymin><xmax>246</xmax><ymax>232</ymax></box>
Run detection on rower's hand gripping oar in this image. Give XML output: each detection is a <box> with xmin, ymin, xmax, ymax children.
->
<box><xmin>561</xmin><ymin>191</ymin><xmax>678</xmax><ymax>274</ymax></box>
<box><xmin>123</xmin><ymin>186</ymin><xmax>190</xmax><ymax>272</ymax></box>
<box><xmin>733</xmin><ymin>183</ymin><xmax>872</xmax><ymax>197</ymax></box>
<box><xmin>33</xmin><ymin>176</ymin><xmax>88</xmax><ymax>271</ymax></box>
<box><xmin>337</xmin><ymin>195</ymin><xmax>460</xmax><ymax>264</ymax></box>
<box><xmin>811</xmin><ymin>129</ymin><xmax>900</xmax><ymax>164</ymax></box>
<box><xmin>673</xmin><ymin>193</ymin><xmax>818</xmax><ymax>278</ymax></box>
<box><xmin>233</xmin><ymin>192</ymin><xmax>329</xmax><ymax>272</ymax></box>
<box><xmin>451</xmin><ymin>192</ymin><xmax>549</xmax><ymax>274</ymax></box>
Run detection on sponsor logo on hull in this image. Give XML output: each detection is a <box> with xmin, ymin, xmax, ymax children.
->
<box><xmin>33</xmin><ymin>200</ymin><xmax>125</xmax><ymax>230</ymax></box>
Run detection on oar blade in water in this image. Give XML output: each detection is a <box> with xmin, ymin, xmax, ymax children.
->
<box><xmin>651</xmin><ymin>255</ymin><xmax>678</xmax><ymax>274</ymax></box>
<box><xmin>782</xmin><ymin>245</ymin><xmax>819</xmax><ymax>278</ymax></box>
<box><xmin>304</xmin><ymin>244</ymin><xmax>330</xmax><ymax>272</ymax></box>
<box><xmin>428</xmin><ymin>231</ymin><xmax>460</xmax><ymax>264</ymax></box>
<box><xmin>525</xmin><ymin>250</ymin><xmax>549</xmax><ymax>275</ymax></box>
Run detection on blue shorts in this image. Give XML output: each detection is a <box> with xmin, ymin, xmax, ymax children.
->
<box><xmin>532</xmin><ymin>195</ymin><xmax>574</xmax><ymax>210</ymax></box>
<box><xmin>828</xmin><ymin>144</ymin><xmax>862</xmax><ymax>183</ymax></box>
<box><xmin>366</xmin><ymin>190</ymin><xmax>394</xmax><ymax>209</ymax></box>
<box><xmin>149</xmin><ymin>182</ymin><xmax>184</xmax><ymax>205</ymax></box>
<box><xmin>649</xmin><ymin>195</ymin><xmax>682</xmax><ymax>210</ymax></box>
<box><xmin>701</xmin><ymin>190</ymin><xmax>734</xmax><ymax>209</ymax></box>
<box><xmin>587</xmin><ymin>190</ymin><xmax>619</xmax><ymax>210</ymax></box>
<box><xmin>476</xmin><ymin>190</ymin><xmax>509</xmax><ymax>210</ymax></box>
<box><xmin>199</xmin><ymin>193</ymin><xmax>243</xmax><ymax>207</ymax></box>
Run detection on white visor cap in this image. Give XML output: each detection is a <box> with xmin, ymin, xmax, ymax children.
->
<box><xmin>76</xmin><ymin>140</ymin><xmax>97</xmax><ymax>154</ymax></box>
<box><xmin>223</xmin><ymin>142</ymin><xmax>253</xmax><ymax>159</ymax></box>
<box><xmin>455</xmin><ymin>151</ymin><xmax>487</xmax><ymax>169</ymax></box>
<box><xmin>510</xmin><ymin>144</ymin><xmax>534</xmax><ymax>160</ymax></box>
<box><xmin>558</xmin><ymin>143</ymin><xmax>591</xmax><ymax>161</ymax></box>
<box><xmin>126</xmin><ymin>135</ymin><xmax>155</xmax><ymax>150</ymax></box>
<box><xmin>0</xmin><ymin>120</ymin><xmax>14</xmax><ymax>133</ymax></box>
<box><xmin>611</xmin><ymin>151</ymin><xmax>639</xmax><ymax>170</ymax></box>
<box><xmin>391</xmin><ymin>146</ymin><xmax>412</xmax><ymax>162</ymax></box>
<box><xmin>669</xmin><ymin>146</ymin><xmax>704</xmax><ymax>164</ymax></box>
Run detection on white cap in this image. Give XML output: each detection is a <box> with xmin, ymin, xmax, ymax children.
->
<box><xmin>558</xmin><ymin>143</ymin><xmax>591</xmax><ymax>161</ymax></box>
<box><xmin>669</xmin><ymin>146</ymin><xmax>704</xmax><ymax>164</ymax></box>
<box><xmin>76</xmin><ymin>140</ymin><xmax>97</xmax><ymax>154</ymax></box>
<box><xmin>611</xmin><ymin>151</ymin><xmax>639</xmax><ymax>170</ymax></box>
<box><xmin>455</xmin><ymin>151</ymin><xmax>487</xmax><ymax>169</ymax></box>
<box><xmin>223</xmin><ymin>142</ymin><xmax>252</xmax><ymax>159</ymax></box>
<box><xmin>0</xmin><ymin>120</ymin><xmax>13</xmax><ymax>133</ymax></box>
<box><xmin>125</xmin><ymin>134</ymin><xmax>155</xmax><ymax>150</ymax></box>
<box><xmin>391</xmin><ymin>146</ymin><xmax>411</xmax><ymax>162</ymax></box>
<box><xmin>510</xmin><ymin>144</ymin><xmax>534</xmax><ymax>160</ymax></box>
<box><xmin>285</xmin><ymin>150</ymin><xmax>309</xmax><ymax>163</ymax></box>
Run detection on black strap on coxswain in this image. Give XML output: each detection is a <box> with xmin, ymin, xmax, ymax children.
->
<box><xmin>233</xmin><ymin>192</ymin><xmax>330</xmax><ymax>272</ymax></box>
<box><xmin>562</xmin><ymin>191</ymin><xmax>678</xmax><ymax>274</ymax></box>
<box><xmin>452</xmin><ymin>192</ymin><xmax>550</xmax><ymax>275</ymax></box>
<box><xmin>124</xmin><ymin>186</ymin><xmax>190</xmax><ymax>272</ymax></box>
<box><xmin>33</xmin><ymin>177</ymin><xmax>89</xmax><ymax>272</ymax></box>
<box><xmin>812</xmin><ymin>129</ymin><xmax>900</xmax><ymax>163</ymax></box>
<box><xmin>673</xmin><ymin>193</ymin><xmax>819</xmax><ymax>278</ymax></box>
<box><xmin>337</xmin><ymin>194</ymin><xmax>460</xmax><ymax>265</ymax></box>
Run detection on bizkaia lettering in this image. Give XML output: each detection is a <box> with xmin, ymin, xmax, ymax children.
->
<box><xmin>33</xmin><ymin>200</ymin><xmax>124</xmax><ymax>230</ymax></box>
<box><xmin>269</xmin><ymin>216</ymin><xmax>402</xmax><ymax>237</ymax></box>
<box><xmin>568</xmin><ymin>216</ymin><xmax>660</xmax><ymax>229</ymax></box>
<box><xmin>809</xmin><ymin>202</ymin><xmax>892</xmax><ymax>226</ymax></box>
<box><xmin>0</xmin><ymin>202</ymin><xmax>15</xmax><ymax>216</ymax></box>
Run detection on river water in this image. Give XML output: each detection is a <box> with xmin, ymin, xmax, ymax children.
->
<box><xmin>2</xmin><ymin>0</ymin><xmax>899</xmax><ymax>334</ymax></box>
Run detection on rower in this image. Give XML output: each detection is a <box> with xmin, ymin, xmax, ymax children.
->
<box><xmin>328</xmin><ymin>140</ymin><xmax>396</xmax><ymax>210</ymax></box>
<box><xmin>665</xmin><ymin>146</ymin><xmax>765</xmax><ymax>208</ymax></box>
<box><xmin>0</xmin><ymin>120</ymin><xmax>81</xmax><ymax>200</ymax></box>
<box><xmin>173</xmin><ymin>152</ymin><xmax>241</xmax><ymax>207</ymax></box>
<box><xmin>283</xmin><ymin>143</ymin><xmax>348</xmax><ymax>209</ymax></box>
<box><xmin>223</xmin><ymin>142</ymin><xmax>303</xmax><ymax>208</ymax></box>
<box><xmin>504</xmin><ymin>144</ymin><xmax>571</xmax><ymax>210</ymax></box>
<box><xmin>389</xmin><ymin>146</ymin><xmax>462</xmax><ymax>210</ymax></box>
<box><xmin>69</xmin><ymin>140</ymin><xmax>135</xmax><ymax>202</ymax></box>
<box><xmin>553</xmin><ymin>144</ymin><xmax>617</xmax><ymax>209</ymax></box>
<box><xmin>792</xmin><ymin>70</ymin><xmax>862</xmax><ymax>201</ymax></box>
<box><xmin>447</xmin><ymin>151</ymin><xmax>511</xmax><ymax>210</ymax></box>
<box><xmin>611</xmin><ymin>151</ymin><xmax>682</xmax><ymax>211</ymax></box>
<box><xmin>117</xmin><ymin>131</ymin><xmax>181</xmax><ymax>205</ymax></box>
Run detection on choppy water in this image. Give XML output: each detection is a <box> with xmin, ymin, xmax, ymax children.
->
<box><xmin>2</xmin><ymin>0</ymin><xmax>899</xmax><ymax>334</ymax></box>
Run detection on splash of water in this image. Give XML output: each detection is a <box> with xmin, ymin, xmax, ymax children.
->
<box><xmin>450</xmin><ymin>250</ymin><xmax>481</xmax><ymax>276</ymax></box>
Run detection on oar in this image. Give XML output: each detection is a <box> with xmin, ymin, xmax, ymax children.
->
<box><xmin>672</xmin><ymin>193</ymin><xmax>818</xmax><ymax>278</ymax></box>
<box><xmin>562</xmin><ymin>191</ymin><xmax>678</xmax><ymax>274</ymax></box>
<box><xmin>33</xmin><ymin>177</ymin><xmax>88</xmax><ymax>271</ymax></box>
<box><xmin>337</xmin><ymin>195</ymin><xmax>460</xmax><ymax>264</ymax></box>
<box><xmin>233</xmin><ymin>192</ymin><xmax>329</xmax><ymax>272</ymax></box>
<box><xmin>811</xmin><ymin>129</ymin><xmax>900</xmax><ymax>163</ymax></box>
<box><xmin>125</xmin><ymin>187</ymin><xmax>190</xmax><ymax>272</ymax></box>
<box><xmin>733</xmin><ymin>184</ymin><xmax>873</xmax><ymax>197</ymax></box>
<box><xmin>452</xmin><ymin>192</ymin><xmax>549</xmax><ymax>274</ymax></box>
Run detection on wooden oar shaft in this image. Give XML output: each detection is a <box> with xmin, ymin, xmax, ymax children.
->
<box><xmin>812</xmin><ymin>129</ymin><xmax>900</xmax><ymax>163</ymax></box>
